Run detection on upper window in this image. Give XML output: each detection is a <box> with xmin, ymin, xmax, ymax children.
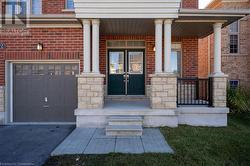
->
<box><xmin>31</xmin><ymin>0</ymin><xmax>42</xmax><ymax>15</ymax></box>
<box><xmin>229</xmin><ymin>21</ymin><xmax>239</xmax><ymax>54</ymax></box>
<box><xmin>66</xmin><ymin>0</ymin><xmax>74</xmax><ymax>9</ymax></box>
<box><xmin>5</xmin><ymin>0</ymin><xmax>41</xmax><ymax>15</ymax></box>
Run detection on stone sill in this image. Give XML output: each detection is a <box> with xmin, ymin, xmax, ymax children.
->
<box><xmin>76</xmin><ymin>73</ymin><xmax>105</xmax><ymax>78</ymax></box>
<box><xmin>149</xmin><ymin>73</ymin><xmax>177</xmax><ymax>78</ymax></box>
<box><xmin>62</xmin><ymin>9</ymin><xmax>75</xmax><ymax>12</ymax></box>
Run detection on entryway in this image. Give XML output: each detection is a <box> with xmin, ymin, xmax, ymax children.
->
<box><xmin>108</xmin><ymin>49</ymin><xmax>145</xmax><ymax>95</ymax></box>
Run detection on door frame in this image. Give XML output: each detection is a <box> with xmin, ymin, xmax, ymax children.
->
<box><xmin>5</xmin><ymin>60</ymin><xmax>80</xmax><ymax>124</ymax></box>
<box><xmin>107</xmin><ymin>49</ymin><xmax>146</xmax><ymax>96</ymax></box>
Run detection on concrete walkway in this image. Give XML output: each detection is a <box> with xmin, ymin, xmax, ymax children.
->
<box><xmin>52</xmin><ymin>128</ymin><xmax>173</xmax><ymax>155</ymax></box>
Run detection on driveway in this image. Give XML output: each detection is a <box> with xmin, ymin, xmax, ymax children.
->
<box><xmin>0</xmin><ymin>125</ymin><xmax>75</xmax><ymax>166</ymax></box>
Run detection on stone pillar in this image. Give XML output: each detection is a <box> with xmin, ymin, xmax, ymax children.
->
<box><xmin>211</xmin><ymin>75</ymin><xmax>228</xmax><ymax>108</ymax></box>
<box><xmin>82</xmin><ymin>19</ymin><xmax>91</xmax><ymax>73</ymax></box>
<box><xmin>213</xmin><ymin>23</ymin><xmax>223</xmax><ymax>76</ymax></box>
<box><xmin>155</xmin><ymin>19</ymin><xmax>163</xmax><ymax>73</ymax></box>
<box><xmin>0</xmin><ymin>86</ymin><xmax>5</xmax><ymax>124</ymax></box>
<box><xmin>77</xmin><ymin>74</ymin><xmax>105</xmax><ymax>109</ymax></box>
<box><xmin>150</xmin><ymin>74</ymin><xmax>177</xmax><ymax>109</ymax></box>
<box><xmin>164</xmin><ymin>19</ymin><xmax>172</xmax><ymax>73</ymax></box>
<box><xmin>92</xmin><ymin>19</ymin><xmax>100</xmax><ymax>73</ymax></box>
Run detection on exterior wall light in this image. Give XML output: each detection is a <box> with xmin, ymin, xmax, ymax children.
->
<box><xmin>153</xmin><ymin>46</ymin><xmax>156</xmax><ymax>52</ymax></box>
<box><xmin>37</xmin><ymin>43</ymin><xmax>43</xmax><ymax>51</ymax></box>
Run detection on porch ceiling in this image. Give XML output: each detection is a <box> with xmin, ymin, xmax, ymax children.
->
<box><xmin>100</xmin><ymin>9</ymin><xmax>249</xmax><ymax>38</ymax></box>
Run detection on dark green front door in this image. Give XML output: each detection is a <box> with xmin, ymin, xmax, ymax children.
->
<box><xmin>108</xmin><ymin>50</ymin><xmax>145</xmax><ymax>95</ymax></box>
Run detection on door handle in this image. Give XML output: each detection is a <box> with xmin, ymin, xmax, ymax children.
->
<box><xmin>43</xmin><ymin>105</ymin><xmax>49</xmax><ymax>108</ymax></box>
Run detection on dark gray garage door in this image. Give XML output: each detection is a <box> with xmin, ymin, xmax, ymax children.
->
<box><xmin>13</xmin><ymin>63</ymin><xmax>79</xmax><ymax>122</ymax></box>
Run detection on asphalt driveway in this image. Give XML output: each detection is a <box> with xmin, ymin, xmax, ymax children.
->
<box><xmin>0</xmin><ymin>125</ymin><xmax>75</xmax><ymax>166</ymax></box>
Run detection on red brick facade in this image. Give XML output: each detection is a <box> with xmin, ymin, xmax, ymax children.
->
<box><xmin>182</xmin><ymin>0</ymin><xmax>198</xmax><ymax>9</ymax></box>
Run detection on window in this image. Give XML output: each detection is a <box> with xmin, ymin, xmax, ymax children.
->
<box><xmin>5</xmin><ymin>0</ymin><xmax>42</xmax><ymax>15</ymax></box>
<box><xmin>66</xmin><ymin>0</ymin><xmax>74</xmax><ymax>9</ymax></box>
<box><xmin>171</xmin><ymin>50</ymin><xmax>181</xmax><ymax>75</ymax></box>
<box><xmin>229</xmin><ymin>21</ymin><xmax>239</xmax><ymax>54</ymax></box>
<box><xmin>229</xmin><ymin>80</ymin><xmax>240</xmax><ymax>89</ymax></box>
<box><xmin>31</xmin><ymin>0</ymin><xmax>41</xmax><ymax>15</ymax></box>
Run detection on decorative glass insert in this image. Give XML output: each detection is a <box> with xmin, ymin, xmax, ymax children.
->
<box><xmin>109</xmin><ymin>52</ymin><xmax>124</xmax><ymax>74</ymax></box>
<box><xmin>66</xmin><ymin>0</ymin><xmax>74</xmax><ymax>9</ymax></box>
<box><xmin>128</xmin><ymin>52</ymin><xmax>143</xmax><ymax>74</ymax></box>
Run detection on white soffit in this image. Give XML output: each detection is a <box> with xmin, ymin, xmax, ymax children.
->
<box><xmin>73</xmin><ymin>0</ymin><xmax>182</xmax><ymax>18</ymax></box>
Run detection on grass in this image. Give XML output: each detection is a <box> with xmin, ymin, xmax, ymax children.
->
<box><xmin>44</xmin><ymin>114</ymin><xmax>250</xmax><ymax>166</ymax></box>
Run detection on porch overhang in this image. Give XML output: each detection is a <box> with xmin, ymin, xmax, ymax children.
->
<box><xmin>73</xmin><ymin>0</ymin><xmax>182</xmax><ymax>18</ymax></box>
<box><xmin>177</xmin><ymin>9</ymin><xmax>250</xmax><ymax>38</ymax></box>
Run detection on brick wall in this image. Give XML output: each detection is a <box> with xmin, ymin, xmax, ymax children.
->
<box><xmin>0</xmin><ymin>28</ymin><xmax>83</xmax><ymax>86</ymax></box>
<box><xmin>182</xmin><ymin>0</ymin><xmax>198</xmax><ymax>9</ymax></box>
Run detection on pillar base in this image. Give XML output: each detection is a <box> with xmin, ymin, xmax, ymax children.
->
<box><xmin>150</xmin><ymin>73</ymin><xmax>177</xmax><ymax>109</ymax></box>
<box><xmin>77</xmin><ymin>73</ymin><xmax>105</xmax><ymax>109</ymax></box>
<box><xmin>210</xmin><ymin>74</ymin><xmax>228</xmax><ymax>108</ymax></box>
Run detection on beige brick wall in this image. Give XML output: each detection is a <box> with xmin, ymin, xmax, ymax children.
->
<box><xmin>212</xmin><ymin>76</ymin><xmax>228</xmax><ymax>107</ymax></box>
<box><xmin>77</xmin><ymin>74</ymin><xmax>105</xmax><ymax>109</ymax></box>
<box><xmin>150</xmin><ymin>74</ymin><xmax>177</xmax><ymax>109</ymax></box>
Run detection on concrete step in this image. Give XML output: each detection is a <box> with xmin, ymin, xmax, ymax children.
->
<box><xmin>108</xmin><ymin>116</ymin><xmax>143</xmax><ymax>126</ymax></box>
<box><xmin>106</xmin><ymin>125</ymin><xmax>143</xmax><ymax>136</ymax></box>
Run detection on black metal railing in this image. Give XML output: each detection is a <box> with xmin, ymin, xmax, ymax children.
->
<box><xmin>177</xmin><ymin>77</ymin><xmax>213</xmax><ymax>106</ymax></box>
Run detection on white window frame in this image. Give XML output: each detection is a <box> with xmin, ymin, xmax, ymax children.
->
<box><xmin>5</xmin><ymin>0</ymin><xmax>42</xmax><ymax>15</ymax></box>
<box><xmin>229</xmin><ymin>21</ymin><xmax>240</xmax><ymax>54</ymax></box>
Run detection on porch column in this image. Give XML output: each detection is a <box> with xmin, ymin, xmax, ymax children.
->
<box><xmin>82</xmin><ymin>19</ymin><xmax>91</xmax><ymax>73</ymax></box>
<box><xmin>92</xmin><ymin>19</ymin><xmax>100</xmax><ymax>73</ymax></box>
<box><xmin>213</xmin><ymin>23</ymin><xmax>223</xmax><ymax>75</ymax></box>
<box><xmin>210</xmin><ymin>23</ymin><xmax>228</xmax><ymax>108</ymax></box>
<box><xmin>155</xmin><ymin>19</ymin><xmax>163</xmax><ymax>73</ymax></box>
<box><xmin>164</xmin><ymin>19</ymin><xmax>172</xmax><ymax>73</ymax></box>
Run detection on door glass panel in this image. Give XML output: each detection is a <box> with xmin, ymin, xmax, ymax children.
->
<box><xmin>128</xmin><ymin>52</ymin><xmax>143</xmax><ymax>74</ymax></box>
<box><xmin>109</xmin><ymin>52</ymin><xmax>124</xmax><ymax>74</ymax></box>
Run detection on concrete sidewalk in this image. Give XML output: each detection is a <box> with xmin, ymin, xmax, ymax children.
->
<box><xmin>52</xmin><ymin>128</ymin><xmax>173</xmax><ymax>155</ymax></box>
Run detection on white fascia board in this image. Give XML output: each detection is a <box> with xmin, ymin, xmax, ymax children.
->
<box><xmin>73</xmin><ymin>0</ymin><xmax>181</xmax><ymax>18</ymax></box>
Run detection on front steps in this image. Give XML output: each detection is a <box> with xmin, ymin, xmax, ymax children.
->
<box><xmin>106</xmin><ymin>116</ymin><xmax>143</xmax><ymax>136</ymax></box>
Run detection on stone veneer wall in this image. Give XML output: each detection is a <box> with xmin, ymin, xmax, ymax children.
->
<box><xmin>77</xmin><ymin>74</ymin><xmax>105</xmax><ymax>109</ymax></box>
<box><xmin>0</xmin><ymin>86</ymin><xmax>5</xmax><ymax>124</ymax></box>
<box><xmin>150</xmin><ymin>74</ymin><xmax>177</xmax><ymax>109</ymax></box>
<box><xmin>211</xmin><ymin>76</ymin><xmax>228</xmax><ymax>107</ymax></box>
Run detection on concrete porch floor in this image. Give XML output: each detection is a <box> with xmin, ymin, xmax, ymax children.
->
<box><xmin>51</xmin><ymin>128</ymin><xmax>173</xmax><ymax>155</ymax></box>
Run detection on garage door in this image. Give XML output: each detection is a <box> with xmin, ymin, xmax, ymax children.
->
<box><xmin>13</xmin><ymin>63</ymin><xmax>79</xmax><ymax>122</ymax></box>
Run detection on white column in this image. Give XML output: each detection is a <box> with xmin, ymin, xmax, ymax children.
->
<box><xmin>164</xmin><ymin>19</ymin><xmax>172</xmax><ymax>73</ymax></box>
<box><xmin>213</xmin><ymin>23</ymin><xmax>223</xmax><ymax>75</ymax></box>
<box><xmin>82</xmin><ymin>19</ymin><xmax>91</xmax><ymax>73</ymax></box>
<box><xmin>155</xmin><ymin>19</ymin><xmax>163</xmax><ymax>73</ymax></box>
<box><xmin>92</xmin><ymin>19</ymin><xmax>100</xmax><ymax>73</ymax></box>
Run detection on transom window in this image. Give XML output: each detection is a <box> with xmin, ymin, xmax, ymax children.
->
<box><xmin>229</xmin><ymin>21</ymin><xmax>239</xmax><ymax>54</ymax></box>
<box><xmin>66</xmin><ymin>0</ymin><xmax>74</xmax><ymax>9</ymax></box>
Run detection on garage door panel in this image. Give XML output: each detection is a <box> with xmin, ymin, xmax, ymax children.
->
<box><xmin>13</xmin><ymin>63</ymin><xmax>78</xmax><ymax>122</ymax></box>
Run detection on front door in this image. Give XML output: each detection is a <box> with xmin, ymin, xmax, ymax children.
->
<box><xmin>108</xmin><ymin>50</ymin><xmax>145</xmax><ymax>95</ymax></box>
